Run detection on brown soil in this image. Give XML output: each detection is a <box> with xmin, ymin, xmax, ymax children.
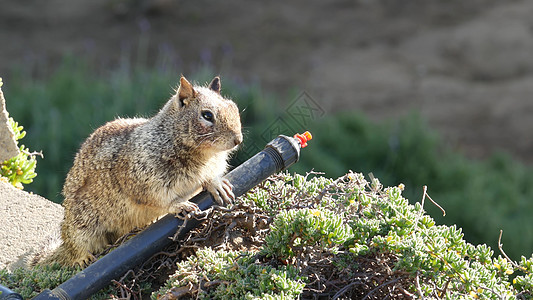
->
<box><xmin>1</xmin><ymin>0</ymin><xmax>533</xmax><ymax>162</ymax></box>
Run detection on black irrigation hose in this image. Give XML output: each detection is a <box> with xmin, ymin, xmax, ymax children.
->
<box><xmin>33</xmin><ymin>132</ymin><xmax>311</xmax><ymax>300</ymax></box>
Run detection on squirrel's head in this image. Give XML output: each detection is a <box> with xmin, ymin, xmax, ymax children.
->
<box><xmin>172</xmin><ymin>76</ymin><xmax>243</xmax><ymax>153</ymax></box>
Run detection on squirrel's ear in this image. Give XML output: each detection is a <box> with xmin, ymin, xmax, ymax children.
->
<box><xmin>178</xmin><ymin>76</ymin><xmax>197</xmax><ymax>106</ymax></box>
<box><xmin>209</xmin><ymin>76</ymin><xmax>221</xmax><ymax>94</ymax></box>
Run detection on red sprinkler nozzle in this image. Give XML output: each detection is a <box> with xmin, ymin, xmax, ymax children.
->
<box><xmin>293</xmin><ymin>131</ymin><xmax>313</xmax><ymax>148</ymax></box>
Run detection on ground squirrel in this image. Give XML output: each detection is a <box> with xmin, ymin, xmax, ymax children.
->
<box><xmin>40</xmin><ymin>76</ymin><xmax>242</xmax><ymax>267</ymax></box>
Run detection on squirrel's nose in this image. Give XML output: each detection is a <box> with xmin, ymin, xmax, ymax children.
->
<box><xmin>234</xmin><ymin>134</ymin><xmax>243</xmax><ymax>146</ymax></box>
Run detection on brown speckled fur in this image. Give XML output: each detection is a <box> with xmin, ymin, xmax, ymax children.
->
<box><xmin>40</xmin><ymin>76</ymin><xmax>242</xmax><ymax>266</ymax></box>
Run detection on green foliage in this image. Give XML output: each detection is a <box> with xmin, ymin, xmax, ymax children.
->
<box><xmin>0</xmin><ymin>116</ymin><xmax>39</xmax><ymax>189</ymax></box>
<box><xmin>243</xmin><ymin>173</ymin><xmax>333</xmax><ymax>215</ymax></box>
<box><xmin>0</xmin><ymin>263</ymin><xmax>119</xmax><ymax>299</ymax></box>
<box><xmin>0</xmin><ymin>264</ymin><xmax>79</xmax><ymax>298</ymax></box>
<box><xmin>262</xmin><ymin>208</ymin><xmax>353</xmax><ymax>260</ymax></box>
<box><xmin>157</xmin><ymin>172</ymin><xmax>533</xmax><ymax>299</ymax></box>
<box><xmin>2</xmin><ymin>172</ymin><xmax>533</xmax><ymax>299</ymax></box>
<box><xmin>250</xmin><ymin>172</ymin><xmax>533</xmax><ymax>299</ymax></box>
<box><xmin>153</xmin><ymin>248</ymin><xmax>305</xmax><ymax>300</ymax></box>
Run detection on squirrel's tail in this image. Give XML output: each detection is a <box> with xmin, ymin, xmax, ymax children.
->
<box><xmin>28</xmin><ymin>231</ymin><xmax>64</xmax><ymax>267</ymax></box>
<box><xmin>32</xmin><ymin>236</ymin><xmax>94</xmax><ymax>267</ymax></box>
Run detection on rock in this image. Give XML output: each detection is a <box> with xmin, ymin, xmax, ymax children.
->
<box><xmin>0</xmin><ymin>181</ymin><xmax>64</xmax><ymax>270</ymax></box>
<box><xmin>0</xmin><ymin>83</ymin><xmax>19</xmax><ymax>162</ymax></box>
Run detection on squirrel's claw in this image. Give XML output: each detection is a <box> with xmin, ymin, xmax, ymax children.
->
<box><xmin>205</xmin><ymin>176</ymin><xmax>234</xmax><ymax>205</ymax></box>
<box><xmin>221</xmin><ymin>178</ymin><xmax>235</xmax><ymax>202</ymax></box>
<box><xmin>169</xmin><ymin>200</ymin><xmax>200</xmax><ymax>215</ymax></box>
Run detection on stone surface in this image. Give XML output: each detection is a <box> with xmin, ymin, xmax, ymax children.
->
<box><xmin>0</xmin><ymin>86</ymin><xmax>19</xmax><ymax>162</ymax></box>
<box><xmin>0</xmin><ymin>181</ymin><xmax>63</xmax><ymax>270</ymax></box>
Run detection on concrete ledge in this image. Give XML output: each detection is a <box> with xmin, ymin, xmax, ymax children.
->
<box><xmin>0</xmin><ymin>84</ymin><xmax>19</xmax><ymax>162</ymax></box>
<box><xmin>0</xmin><ymin>181</ymin><xmax>63</xmax><ymax>270</ymax></box>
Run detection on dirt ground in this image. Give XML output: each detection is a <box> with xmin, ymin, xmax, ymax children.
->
<box><xmin>1</xmin><ymin>0</ymin><xmax>533</xmax><ymax>162</ymax></box>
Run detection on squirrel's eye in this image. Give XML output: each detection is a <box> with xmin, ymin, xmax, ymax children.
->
<box><xmin>201</xmin><ymin>110</ymin><xmax>214</xmax><ymax>122</ymax></box>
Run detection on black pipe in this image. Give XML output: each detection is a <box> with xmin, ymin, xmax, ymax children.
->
<box><xmin>33</xmin><ymin>133</ymin><xmax>310</xmax><ymax>300</ymax></box>
<box><xmin>0</xmin><ymin>284</ymin><xmax>23</xmax><ymax>300</ymax></box>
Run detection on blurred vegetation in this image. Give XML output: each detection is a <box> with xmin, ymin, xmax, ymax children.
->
<box><xmin>3</xmin><ymin>57</ymin><xmax>533</xmax><ymax>260</ymax></box>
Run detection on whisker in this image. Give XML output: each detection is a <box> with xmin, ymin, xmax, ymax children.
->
<box><xmin>196</xmin><ymin>132</ymin><xmax>214</xmax><ymax>138</ymax></box>
<box><xmin>191</xmin><ymin>134</ymin><xmax>214</xmax><ymax>151</ymax></box>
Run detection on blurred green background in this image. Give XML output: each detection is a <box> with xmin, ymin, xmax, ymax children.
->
<box><xmin>2</xmin><ymin>0</ymin><xmax>533</xmax><ymax>262</ymax></box>
<box><xmin>3</xmin><ymin>58</ymin><xmax>533</xmax><ymax>261</ymax></box>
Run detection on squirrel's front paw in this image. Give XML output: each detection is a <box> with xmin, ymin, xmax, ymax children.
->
<box><xmin>205</xmin><ymin>176</ymin><xmax>234</xmax><ymax>205</ymax></box>
<box><xmin>169</xmin><ymin>200</ymin><xmax>200</xmax><ymax>215</ymax></box>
